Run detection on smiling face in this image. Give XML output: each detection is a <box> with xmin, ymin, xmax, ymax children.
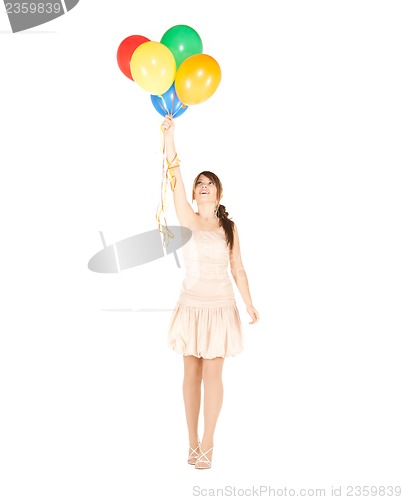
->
<box><xmin>192</xmin><ymin>173</ymin><xmax>220</xmax><ymax>206</ymax></box>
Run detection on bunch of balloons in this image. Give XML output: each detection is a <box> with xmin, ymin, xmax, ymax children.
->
<box><xmin>116</xmin><ymin>25</ymin><xmax>221</xmax><ymax>118</ymax></box>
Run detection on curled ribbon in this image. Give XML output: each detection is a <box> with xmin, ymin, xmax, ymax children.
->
<box><xmin>155</xmin><ymin>130</ymin><xmax>180</xmax><ymax>247</ymax></box>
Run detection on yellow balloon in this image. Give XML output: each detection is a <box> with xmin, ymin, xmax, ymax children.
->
<box><xmin>130</xmin><ymin>41</ymin><xmax>176</xmax><ymax>95</ymax></box>
<box><xmin>175</xmin><ymin>54</ymin><xmax>221</xmax><ymax>106</ymax></box>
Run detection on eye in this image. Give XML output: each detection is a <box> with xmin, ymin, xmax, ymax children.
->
<box><xmin>208</xmin><ymin>181</ymin><xmax>214</xmax><ymax>185</ymax></box>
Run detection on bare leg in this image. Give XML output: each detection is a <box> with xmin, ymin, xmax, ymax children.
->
<box><xmin>183</xmin><ymin>355</ymin><xmax>203</xmax><ymax>460</ymax></box>
<box><xmin>199</xmin><ymin>357</ymin><xmax>225</xmax><ymax>465</ymax></box>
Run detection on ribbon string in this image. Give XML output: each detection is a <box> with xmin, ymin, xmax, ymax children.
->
<box><xmin>155</xmin><ymin>130</ymin><xmax>179</xmax><ymax>247</ymax></box>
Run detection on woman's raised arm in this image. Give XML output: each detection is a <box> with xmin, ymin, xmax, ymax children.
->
<box><xmin>161</xmin><ymin>115</ymin><xmax>195</xmax><ymax>227</ymax></box>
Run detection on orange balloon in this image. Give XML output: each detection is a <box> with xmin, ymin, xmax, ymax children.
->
<box><xmin>175</xmin><ymin>54</ymin><xmax>221</xmax><ymax>105</ymax></box>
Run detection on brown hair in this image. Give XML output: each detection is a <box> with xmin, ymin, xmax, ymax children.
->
<box><xmin>192</xmin><ymin>171</ymin><xmax>235</xmax><ymax>251</ymax></box>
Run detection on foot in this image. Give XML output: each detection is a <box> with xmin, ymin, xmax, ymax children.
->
<box><xmin>195</xmin><ymin>440</ymin><xmax>214</xmax><ymax>469</ymax></box>
<box><xmin>188</xmin><ymin>440</ymin><xmax>200</xmax><ymax>465</ymax></box>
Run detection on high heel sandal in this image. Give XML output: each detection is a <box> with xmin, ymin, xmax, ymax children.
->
<box><xmin>194</xmin><ymin>445</ymin><xmax>213</xmax><ymax>469</ymax></box>
<box><xmin>188</xmin><ymin>442</ymin><xmax>201</xmax><ymax>465</ymax></box>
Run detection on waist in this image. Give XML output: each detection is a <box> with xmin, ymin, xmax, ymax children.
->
<box><xmin>179</xmin><ymin>275</ymin><xmax>235</xmax><ymax>304</ymax></box>
<box><xmin>178</xmin><ymin>293</ymin><xmax>236</xmax><ymax>307</ymax></box>
<box><xmin>183</xmin><ymin>261</ymin><xmax>229</xmax><ymax>275</ymax></box>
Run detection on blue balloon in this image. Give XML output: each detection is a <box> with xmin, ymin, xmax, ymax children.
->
<box><xmin>150</xmin><ymin>82</ymin><xmax>188</xmax><ymax>118</ymax></box>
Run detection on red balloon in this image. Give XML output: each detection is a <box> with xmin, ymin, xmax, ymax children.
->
<box><xmin>117</xmin><ymin>35</ymin><xmax>150</xmax><ymax>80</ymax></box>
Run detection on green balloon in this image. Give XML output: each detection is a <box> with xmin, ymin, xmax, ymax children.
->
<box><xmin>160</xmin><ymin>25</ymin><xmax>203</xmax><ymax>68</ymax></box>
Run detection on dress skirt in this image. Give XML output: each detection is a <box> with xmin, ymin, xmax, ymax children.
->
<box><xmin>167</xmin><ymin>229</ymin><xmax>244</xmax><ymax>359</ymax></box>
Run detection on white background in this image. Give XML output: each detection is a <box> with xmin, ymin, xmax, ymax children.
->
<box><xmin>1</xmin><ymin>1</ymin><xmax>402</xmax><ymax>499</ymax></box>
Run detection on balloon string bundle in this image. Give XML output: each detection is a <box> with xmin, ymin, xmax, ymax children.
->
<box><xmin>155</xmin><ymin>129</ymin><xmax>179</xmax><ymax>246</ymax></box>
<box><xmin>154</xmin><ymin>89</ymin><xmax>187</xmax><ymax>118</ymax></box>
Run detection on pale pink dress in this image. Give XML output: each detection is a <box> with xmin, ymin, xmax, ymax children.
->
<box><xmin>167</xmin><ymin>228</ymin><xmax>243</xmax><ymax>359</ymax></box>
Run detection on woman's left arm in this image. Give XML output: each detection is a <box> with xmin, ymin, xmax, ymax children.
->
<box><xmin>230</xmin><ymin>224</ymin><xmax>260</xmax><ymax>324</ymax></box>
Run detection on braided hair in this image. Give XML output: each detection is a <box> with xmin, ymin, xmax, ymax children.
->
<box><xmin>192</xmin><ymin>171</ymin><xmax>235</xmax><ymax>251</ymax></box>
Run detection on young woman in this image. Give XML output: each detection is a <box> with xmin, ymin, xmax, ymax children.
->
<box><xmin>162</xmin><ymin>114</ymin><xmax>259</xmax><ymax>469</ymax></box>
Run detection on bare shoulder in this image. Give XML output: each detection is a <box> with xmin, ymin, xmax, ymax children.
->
<box><xmin>232</xmin><ymin>222</ymin><xmax>240</xmax><ymax>239</ymax></box>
